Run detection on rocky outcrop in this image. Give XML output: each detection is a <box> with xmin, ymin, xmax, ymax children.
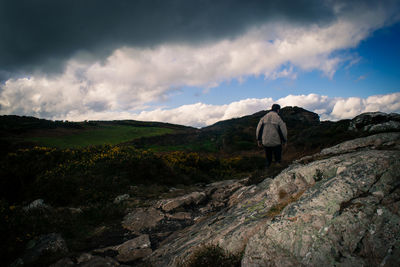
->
<box><xmin>91</xmin><ymin>234</ymin><xmax>152</xmax><ymax>263</ymax></box>
<box><xmin>320</xmin><ymin>132</ymin><xmax>400</xmax><ymax>155</ymax></box>
<box><xmin>144</xmin><ymin>132</ymin><xmax>400</xmax><ymax>266</ymax></box>
<box><xmin>47</xmin><ymin>179</ymin><xmax>249</xmax><ymax>266</ymax></box>
<box><xmin>243</xmin><ymin>147</ymin><xmax>400</xmax><ymax>266</ymax></box>
<box><xmin>349</xmin><ymin>112</ymin><xmax>400</xmax><ymax>133</ymax></box>
<box><xmin>156</xmin><ymin>191</ymin><xmax>207</xmax><ymax>212</ymax></box>
<box><xmin>280</xmin><ymin>106</ymin><xmax>320</xmax><ymax>127</ymax></box>
<box><xmin>122</xmin><ymin>207</ymin><xmax>165</xmax><ymax>233</ymax></box>
<box><xmin>113</xmin><ymin>194</ymin><xmax>130</xmax><ymax>204</ymax></box>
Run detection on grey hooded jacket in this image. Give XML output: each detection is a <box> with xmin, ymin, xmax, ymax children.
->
<box><xmin>256</xmin><ymin>111</ymin><xmax>287</xmax><ymax>146</ymax></box>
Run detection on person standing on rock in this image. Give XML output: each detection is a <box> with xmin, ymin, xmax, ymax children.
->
<box><xmin>256</xmin><ymin>104</ymin><xmax>287</xmax><ymax>168</ymax></box>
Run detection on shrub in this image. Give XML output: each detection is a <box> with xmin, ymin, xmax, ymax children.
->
<box><xmin>0</xmin><ymin>145</ymin><xmax>172</xmax><ymax>205</ymax></box>
<box><xmin>1</xmin><ymin>145</ymin><xmax>262</xmax><ymax>206</ymax></box>
<box><xmin>0</xmin><ymin>147</ymin><xmax>73</xmax><ymax>203</ymax></box>
<box><xmin>30</xmin><ymin>145</ymin><xmax>175</xmax><ymax>205</ymax></box>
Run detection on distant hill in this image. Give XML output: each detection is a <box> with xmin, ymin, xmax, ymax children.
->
<box><xmin>0</xmin><ymin>115</ymin><xmax>195</xmax><ymax>156</ymax></box>
<box><xmin>0</xmin><ymin>115</ymin><xmax>194</xmax><ymax>133</ymax></box>
<box><xmin>0</xmin><ymin>115</ymin><xmax>83</xmax><ymax>133</ymax></box>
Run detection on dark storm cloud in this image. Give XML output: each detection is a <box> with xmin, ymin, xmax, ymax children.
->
<box><xmin>0</xmin><ymin>0</ymin><xmax>386</xmax><ymax>77</ymax></box>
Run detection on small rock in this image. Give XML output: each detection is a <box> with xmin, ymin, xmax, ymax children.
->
<box><xmin>198</xmin><ymin>206</ymin><xmax>211</xmax><ymax>214</ymax></box>
<box><xmin>372</xmin><ymin>191</ymin><xmax>384</xmax><ymax>199</ymax></box>
<box><xmin>336</xmin><ymin>166</ymin><xmax>346</xmax><ymax>175</ymax></box>
<box><xmin>80</xmin><ymin>256</ymin><xmax>120</xmax><ymax>267</ymax></box>
<box><xmin>169</xmin><ymin>187</ymin><xmax>184</xmax><ymax>193</ymax></box>
<box><xmin>377</xmin><ymin>208</ymin><xmax>383</xmax><ymax>216</ymax></box>
<box><xmin>166</xmin><ymin>212</ymin><xmax>192</xmax><ymax>220</ymax></box>
<box><xmin>114</xmin><ymin>194</ymin><xmax>130</xmax><ymax>204</ymax></box>
<box><xmin>157</xmin><ymin>192</ymin><xmax>206</xmax><ymax>212</ymax></box>
<box><xmin>115</xmin><ymin>234</ymin><xmax>152</xmax><ymax>262</ymax></box>
<box><xmin>122</xmin><ymin>207</ymin><xmax>165</xmax><ymax>232</ymax></box>
<box><xmin>68</xmin><ymin>207</ymin><xmax>83</xmax><ymax>214</ymax></box>
<box><xmin>76</xmin><ymin>253</ymin><xmax>93</xmax><ymax>264</ymax></box>
<box><xmin>49</xmin><ymin>257</ymin><xmax>75</xmax><ymax>267</ymax></box>
<box><xmin>23</xmin><ymin>199</ymin><xmax>50</xmax><ymax>211</ymax></box>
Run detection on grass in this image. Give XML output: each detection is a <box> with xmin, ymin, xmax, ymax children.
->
<box><xmin>27</xmin><ymin>125</ymin><xmax>173</xmax><ymax>148</ymax></box>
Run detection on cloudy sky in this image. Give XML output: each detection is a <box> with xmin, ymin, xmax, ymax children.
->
<box><xmin>1</xmin><ymin>0</ymin><xmax>400</xmax><ymax>127</ymax></box>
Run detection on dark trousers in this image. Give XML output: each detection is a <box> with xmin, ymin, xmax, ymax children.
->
<box><xmin>264</xmin><ymin>145</ymin><xmax>282</xmax><ymax>167</ymax></box>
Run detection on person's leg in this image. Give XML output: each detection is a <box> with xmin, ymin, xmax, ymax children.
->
<box><xmin>273</xmin><ymin>145</ymin><xmax>282</xmax><ymax>163</ymax></box>
<box><xmin>264</xmin><ymin>146</ymin><xmax>273</xmax><ymax>167</ymax></box>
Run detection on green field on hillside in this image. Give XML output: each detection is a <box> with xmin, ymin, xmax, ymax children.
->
<box><xmin>27</xmin><ymin>125</ymin><xmax>173</xmax><ymax>148</ymax></box>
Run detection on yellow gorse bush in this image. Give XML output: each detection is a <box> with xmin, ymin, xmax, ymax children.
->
<box><xmin>38</xmin><ymin>145</ymin><xmax>152</xmax><ymax>177</ymax></box>
<box><xmin>2</xmin><ymin>143</ymin><xmax>263</xmax><ymax>207</ymax></box>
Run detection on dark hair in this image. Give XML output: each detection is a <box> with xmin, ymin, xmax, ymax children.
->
<box><xmin>271</xmin><ymin>104</ymin><xmax>281</xmax><ymax>112</ymax></box>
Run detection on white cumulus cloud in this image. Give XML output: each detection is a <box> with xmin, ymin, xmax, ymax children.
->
<box><xmin>329</xmin><ymin>93</ymin><xmax>400</xmax><ymax>120</ymax></box>
<box><xmin>4</xmin><ymin>92</ymin><xmax>395</xmax><ymax>128</ymax></box>
<box><xmin>110</xmin><ymin>93</ymin><xmax>399</xmax><ymax>128</ymax></box>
